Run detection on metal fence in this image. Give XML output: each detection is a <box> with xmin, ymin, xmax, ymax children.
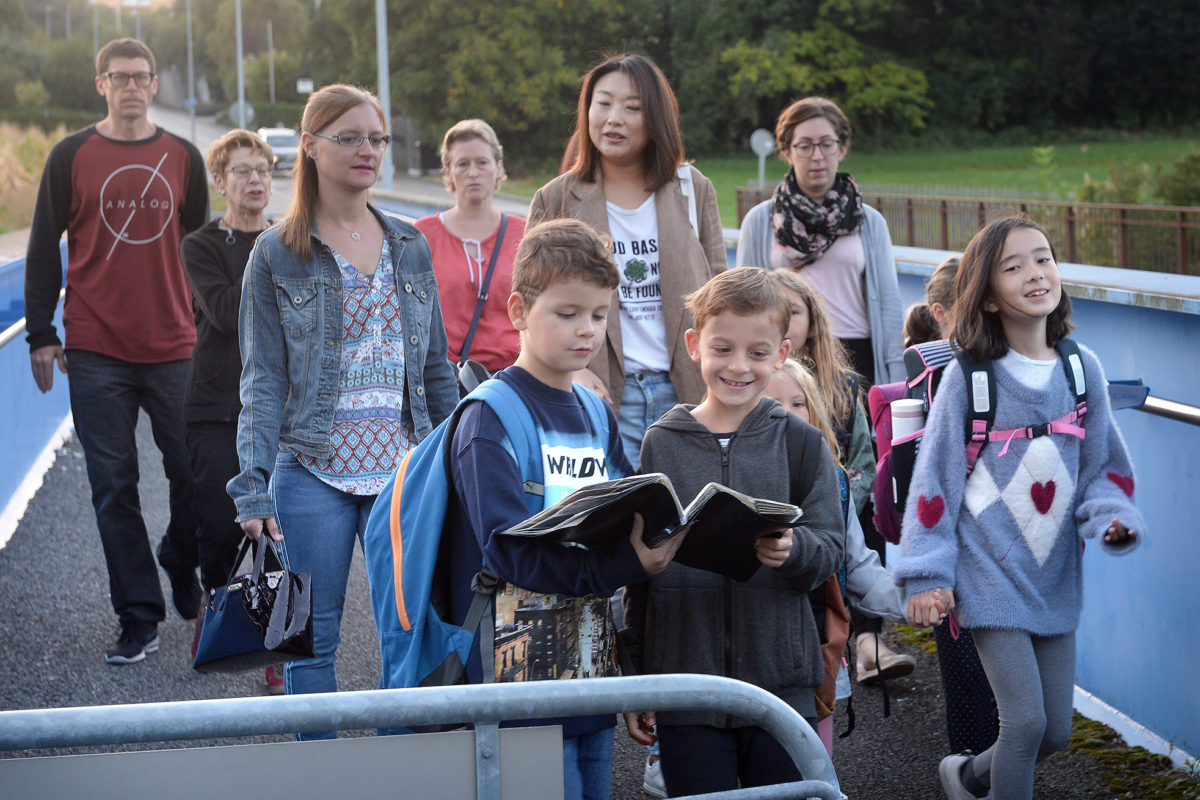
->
<box><xmin>735</xmin><ymin>188</ymin><xmax>1200</xmax><ymax>276</ymax></box>
<box><xmin>0</xmin><ymin>674</ymin><xmax>841</xmax><ymax>800</ymax></box>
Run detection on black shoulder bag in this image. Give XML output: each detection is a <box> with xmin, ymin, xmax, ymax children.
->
<box><xmin>456</xmin><ymin>213</ymin><xmax>508</xmax><ymax>396</ymax></box>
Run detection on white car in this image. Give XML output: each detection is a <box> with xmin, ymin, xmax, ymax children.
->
<box><xmin>257</xmin><ymin>127</ymin><xmax>301</xmax><ymax>175</ymax></box>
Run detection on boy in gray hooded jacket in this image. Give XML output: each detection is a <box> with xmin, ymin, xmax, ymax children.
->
<box><xmin>621</xmin><ymin>267</ymin><xmax>844</xmax><ymax>796</ymax></box>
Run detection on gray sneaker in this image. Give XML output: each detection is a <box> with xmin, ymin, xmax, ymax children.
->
<box><xmin>104</xmin><ymin>622</ymin><xmax>160</xmax><ymax>665</ymax></box>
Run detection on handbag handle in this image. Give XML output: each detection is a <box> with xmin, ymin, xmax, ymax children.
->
<box><xmin>250</xmin><ymin>536</ymin><xmax>312</xmax><ymax>650</ymax></box>
<box><xmin>458</xmin><ymin>213</ymin><xmax>508</xmax><ymax>366</ymax></box>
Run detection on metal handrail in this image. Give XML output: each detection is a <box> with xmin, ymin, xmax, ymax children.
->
<box><xmin>1137</xmin><ymin>395</ymin><xmax>1200</xmax><ymax>426</ymax></box>
<box><xmin>0</xmin><ymin>316</ymin><xmax>26</xmax><ymax>349</ymax></box>
<box><xmin>0</xmin><ymin>674</ymin><xmax>840</xmax><ymax>800</ymax></box>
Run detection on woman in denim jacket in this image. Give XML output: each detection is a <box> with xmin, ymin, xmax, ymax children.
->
<box><xmin>228</xmin><ymin>85</ymin><xmax>458</xmax><ymax>738</ymax></box>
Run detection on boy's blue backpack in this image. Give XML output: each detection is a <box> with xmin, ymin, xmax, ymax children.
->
<box><xmin>362</xmin><ymin>378</ymin><xmax>610</xmax><ymax>698</ymax></box>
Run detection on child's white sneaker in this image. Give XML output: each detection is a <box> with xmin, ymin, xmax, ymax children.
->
<box><xmin>642</xmin><ymin>754</ymin><xmax>667</xmax><ymax>798</ymax></box>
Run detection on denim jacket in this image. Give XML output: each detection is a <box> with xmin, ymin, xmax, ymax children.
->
<box><xmin>229</xmin><ymin>207</ymin><xmax>459</xmax><ymax>522</ymax></box>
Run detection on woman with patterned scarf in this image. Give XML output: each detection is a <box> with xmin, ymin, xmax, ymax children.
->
<box><xmin>737</xmin><ymin>96</ymin><xmax>911</xmax><ymax>690</ymax></box>
<box><xmin>736</xmin><ymin>96</ymin><xmax>904</xmax><ymax>388</ymax></box>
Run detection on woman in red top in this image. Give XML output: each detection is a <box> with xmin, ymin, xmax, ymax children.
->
<box><xmin>416</xmin><ymin>119</ymin><xmax>525</xmax><ymax>374</ymax></box>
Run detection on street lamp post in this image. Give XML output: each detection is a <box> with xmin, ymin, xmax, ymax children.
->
<box><xmin>375</xmin><ymin>0</ymin><xmax>392</xmax><ymax>190</ymax></box>
<box><xmin>235</xmin><ymin>0</ymin><xmax>246</xmax><ymax>128</ymax></box>
<box><xmin>45</xmin><ymin>6</ymin><xmax>52</xmax><ymax>38</ymax></box>
<box><xmin>268</xmin><ymin>20</ymin><xmax>275</xmax><ymax>105</ymax></box>
<box><xmin>186</xmin><ymin>0</ymin><xmax>197</xmax><ymax>143</ymax></box>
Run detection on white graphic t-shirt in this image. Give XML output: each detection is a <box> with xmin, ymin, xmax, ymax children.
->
<box><xmin>495</xmin><ymin>434</ymin><xmax>617</xmax><ymax>682</ymax></box>
<box><xmin>607</xmin><ymin>196</ymin><xmax>670</xmax><ymax>374</ymax></box>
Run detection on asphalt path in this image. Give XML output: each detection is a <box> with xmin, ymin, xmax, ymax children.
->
<box><xmin>0</xmin><ymin>106</ymin><xmax>1117</xmax><ymax>797</ymax></box>
<box><xmin>0</xmin><ymin>421</ymin><xmax>1115</xmax><ymax>799</ymax></box>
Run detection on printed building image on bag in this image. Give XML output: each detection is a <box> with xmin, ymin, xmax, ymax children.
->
<box><xmin>495</xmin><ymin>586</ymin><xmax>618</xmax><ymax>682</ymax></box>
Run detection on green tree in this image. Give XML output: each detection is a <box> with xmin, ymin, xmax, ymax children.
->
<box><xmin>245</xmin><ymin>49</ymin><xmax>303</xmax><ymax>105</ymax></box>
<box><xmin>203</xmin><ymin>0</ymin><xmax>309</xmax><ymax>100</ymax></box>
<box><xmin>385</xmin><ymin>0</ymin><xmax>623</xmax><ymax>170</ymax></box>
<box><xmin>722</xmin><ymin>21</ymin><xmax>931</xmax><ymax>142</ymax></box>
<box><xmin>41</xmin><ymin>37</ymin><xmax>104</xmax><ymax>112</ymax></box>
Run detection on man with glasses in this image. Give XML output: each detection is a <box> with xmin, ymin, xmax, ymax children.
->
<box><xmin>24</xmin><ymin>38</ymin><xmax>208</xmax><ymax>665</ymax></box>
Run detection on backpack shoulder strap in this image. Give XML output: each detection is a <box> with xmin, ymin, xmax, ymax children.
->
<box><xmin>955</xmin><ymin>352</ymin><xmax>996</xmax><ymax>475</ymax></box>
<box><xmin>677</xmin><ymin>164</ymin><xmax>698</xmax><ymax>237</ymax></box>
<box><xmin>572</xmin><ymin>382</ymin><xmax>612</xmax><ymax>445</ymax></box>
<box><xmin>1056</xmin><ymin>337</ymin><xmax>1087</xmax><ymax>404</ymax></box>
<box><xmin>904</xmin><ymin>339</ymin><xmax>955</xmax><ymax>407</ymax></box>
<box><xmin>467</xmin><ymin>379</ymin><xmax>545</xmax><ymax>501</ymax></box>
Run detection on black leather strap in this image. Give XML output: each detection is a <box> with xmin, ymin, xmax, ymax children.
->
<box><xmin>459</xmin><ymin>214</ymin><xmax>508</xmax><ymax>365</ymax></box>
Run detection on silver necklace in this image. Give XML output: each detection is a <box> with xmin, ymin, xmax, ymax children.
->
<box><xmin>321</xmin><ymin>216</ymin><xmax>368</xmax><ymax>241</ymax></box>
<box><xmin>217</xmin><ymin>216</ymin><xmax>237</xmax><ymax>245</ymax></box>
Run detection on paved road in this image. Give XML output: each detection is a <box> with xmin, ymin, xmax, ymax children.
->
<box><xmin>0</xmin><ymin>420</ymin><xmax>1115</xmax><ymax>799</ymax></box>
<box><xmin>0</xmin><ymin>106</ymin><xmax>1118</xmax><ymax>797</ymax></box>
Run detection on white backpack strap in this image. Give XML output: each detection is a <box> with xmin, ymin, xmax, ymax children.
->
<box><xmin>677</xmin><ymin>164</ymin><xmax>698</xmax><ymax>238</ymax></box>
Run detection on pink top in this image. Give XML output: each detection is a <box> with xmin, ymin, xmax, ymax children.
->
<box><xmin>415</xmin><ymin>212</ymin><xmax>526</xmax><ymax>372</ymax></box>
<box><xmin>772</xmin><ymin>231</ymin><xmax>870</xmax><ymax>339</ymax></box>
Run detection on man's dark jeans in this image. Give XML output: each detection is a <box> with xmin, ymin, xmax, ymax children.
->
<box><xmin>66</xmin><ymin>350</ymin><xmax>200</xmax><ymax>625</ymax></box>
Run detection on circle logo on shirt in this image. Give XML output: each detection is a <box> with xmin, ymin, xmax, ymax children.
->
<box><xmin>98</xmin><ymin>162</ymin><xmax>176</xmax><ymax>250</ymax></box>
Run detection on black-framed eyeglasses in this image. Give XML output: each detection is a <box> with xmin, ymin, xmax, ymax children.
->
<box><xmin>312</xmin><ymin>131</ymin><xmax>391</xmax><ymax>150</ymax></box>
<box><xmin>103</xmin><ymin>71</ymin><xmax>155</xmax><ymax>88</ymax></box>
<box><xmin>227</xmin><ymin>165</ymin><xmax>272</xmax><ymax>178</ymax></box>
<box><xmin>791</xmin><ymin>138</ymin><xmax>841</xmax><ymax>158</ymax></box>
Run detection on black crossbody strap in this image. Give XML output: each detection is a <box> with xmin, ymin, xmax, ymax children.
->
<box><xmin>459</xmin><ymin>214</ymin><xmax>508</xmax><ymax>365</ymax></box>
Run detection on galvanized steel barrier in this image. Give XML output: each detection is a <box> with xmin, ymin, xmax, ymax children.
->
<box><xmin>0</xmin><ymin>673</ymin><xmax>841</xmax><ymax>800</ymax></box>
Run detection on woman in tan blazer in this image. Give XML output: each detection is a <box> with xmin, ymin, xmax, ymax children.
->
<box><xmin>529</xmin><ymin>54</ymin><xmax>726</xmax><ymax>463</ymax></box>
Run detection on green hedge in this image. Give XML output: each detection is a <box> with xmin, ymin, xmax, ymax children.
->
<box><xmin>0</xmin><ymin>107</ymin><xmax>101</xmax><ymax>134</ymax></box>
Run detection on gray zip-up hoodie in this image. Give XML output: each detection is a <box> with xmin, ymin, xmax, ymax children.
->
<box><xmin>623</xmin><ymin>398</ymin><xmax>844</xmax><ymax>724</ymax></box>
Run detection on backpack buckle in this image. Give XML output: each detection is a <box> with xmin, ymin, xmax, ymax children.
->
<box><xmin>1028</xmin><ymin>423</ymin><xmax>1049</xmax><ymax>438</ymax></box>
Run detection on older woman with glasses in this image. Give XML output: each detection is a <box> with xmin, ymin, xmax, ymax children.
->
<box><xmin>228</xmin><ymin>85</ymin><xmax>458</xmax><ymax>738</ymax></box>
<box><xmin>181</xmin><ymin>128</ymin><xmax>283</xmax><ymax>692</ymax></box>
<box><xmin>736</xmin><ymin>96</ymin><xmax>903</xmax><ymax>388</ymax></box>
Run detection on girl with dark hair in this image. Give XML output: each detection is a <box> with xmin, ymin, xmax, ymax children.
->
<box><xmin>736</xmin><ymin>96</ymin><xmax>904</xmax><ymax>388</ymax></box>
<box><xmin>529</xmin><ymin>53</ymin><xmax>726</xmax><ymax>463</ymax></box>
<box><xmin>228</xmin><ymin>85</ymin><xmax>458</xmax><ymax>738</ymax></box>
<box><xmin>896</xmin><ymin>216</ymin><xmax>1142</xmax><ymax>800</ymax></box>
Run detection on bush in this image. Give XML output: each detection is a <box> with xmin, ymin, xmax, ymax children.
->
<box><xmin>0</xmin><ymin>107</ymin><xmax>101</xmax><ymax>133</ymax></box>
<box><xmin>253</xmin><ymin>102</ymin><xmax>305</xmax><ymax>130</ymax></box>
<box><xmin>1158</xmin><ymin>153</ymin><xmax>1200</xmax><ymax>206</ymax></box>
<box><xmin>14</xmin><ymin>81</ymin><xmax>49</xmax><ymax>110</ymax></box>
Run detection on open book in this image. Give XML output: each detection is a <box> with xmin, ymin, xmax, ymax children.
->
<box><xmin>500</xmin><ymin>473</ymin><xmax>801</xmax><ymax>581</ymax></box>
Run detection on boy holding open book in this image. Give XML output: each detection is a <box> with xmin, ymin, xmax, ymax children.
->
<box><xmin>621</xmin><ymin>267</ymin><xmax>845</xmax><ymax>796</ymax></box>
<box><xmin>445</xmin><ymin>219</ymin><xmax>681</xmax><ymax>800</ymax></box>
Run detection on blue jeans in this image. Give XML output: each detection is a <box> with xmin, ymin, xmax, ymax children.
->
<box><xmin>562</xmin><ymin>726</ymin><xmax>615</xmax><ymax>800</ymax></box>
<box><xmin>66</xmin><ymin>350</ymin><xmax>199</xmax><ymax>625</ymax></box>
<box><xmin>271</xmin><ymin>450</ymin><xmax>377</xmax><ymax>740</ymax></box>
<box><xmin>617</xmin><ymin>371</ymin><xmax>679</xmax><ymax>468</ymax></box>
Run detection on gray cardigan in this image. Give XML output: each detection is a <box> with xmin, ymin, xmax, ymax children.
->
<box><xmin>736</xmin><ymin>199</ymin><xmax>905</xmax><ymax>385</ymax></box>
<box><xmin>622</xmin><ymin>399</ymin><xmax>844</xmax><ymax>724</ymax></box>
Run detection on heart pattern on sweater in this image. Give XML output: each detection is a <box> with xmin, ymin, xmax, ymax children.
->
<box><xmin>961</xmin><ymin>437</ymin><xmax>1075</xmax><ymax>568</ymax></box>
<box><xmin>1031</xmin><ymin>481</ymin><xmax>1056</xmax><ymax>514</ymax></box>
<box><xmin>917</xmin><ymin>495</ymin><xmax>945</xmax><ymax>528</ymax></box>
<box><xmin>1107</xmin><ymin>472</ymin><xmax>1134</xmax><ymax>497</ymax></box>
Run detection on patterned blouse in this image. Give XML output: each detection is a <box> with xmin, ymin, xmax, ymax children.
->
<box><xmin>296</xmin><ymin>236</ymin><xmax>416</xmax><ymax>494</ymax></box>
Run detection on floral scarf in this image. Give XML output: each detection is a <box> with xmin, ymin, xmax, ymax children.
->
<box><xmin>771</xmin><ymin>170</ymin><xmax>865</xmax><ymax>269</ymax></box>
